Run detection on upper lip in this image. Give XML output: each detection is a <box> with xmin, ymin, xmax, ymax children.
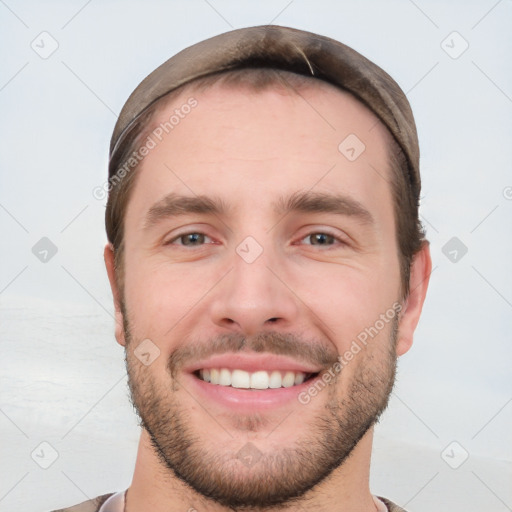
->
<box><xmin>184</xmin><ymin>352</ymin><xmax>324</xmax><ymax>375</ymax></box>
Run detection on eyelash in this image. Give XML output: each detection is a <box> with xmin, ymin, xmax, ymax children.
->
<box><xmin>165</xmin><ymin>230</ymin><xmax>347</xmax><ymax>248</ymax></box>
<box><xmin>298</xmin><ymin>232</ymin><xmax>345</xmax><ymax>247</ymax></box>
<box><xmin>165</xmin><ymin>232</ymin><xmax>215</xmax><ymax>246</ymax></box>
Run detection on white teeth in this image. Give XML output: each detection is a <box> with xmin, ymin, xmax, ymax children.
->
<box><xmin>282</xmin><ymin>371</ymin><xmax>295</xmax><ymax>388</ymax></box>
<box><xmin>294</xmin><ymin>372</ymin><xmax>305</xmax><ymax>385</ymax></box>
<box><xmin>198</xmin><ymin>368</ymin><xmax>309</xmax><ymax>389</ymax></box>
<box><xmin>210</xmin><ymin>368</ymin><xmax>220</xmax><ymax>385</ymax></box>
<box><xmin>250</xmin><ymin>371</ymin><xmax>269</xmax><ymax>389</ymax></box>
<box><xmin>219</xmin><ymin>368</ymin><xmax>231</xmax><ymax>386</ymax></box>
<box><xmin>231</xmin><ymin>369</ymin><xmax>250</xmax><ymax>389</ymax></box>
<box><xmin>269</xmin><ymin>370</ymin><xmax>282</xmax><ymax>388</ymax></box>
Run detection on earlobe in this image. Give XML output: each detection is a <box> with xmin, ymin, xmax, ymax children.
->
<box><xmin>396</xmin><ymin>242</ymin><xmax>432</xmax><ymax>356</ymax></box>
<box><xmin>104</xmin><ymin>243</ymin><xmax>126</xmax><ymax>347</ymax></box>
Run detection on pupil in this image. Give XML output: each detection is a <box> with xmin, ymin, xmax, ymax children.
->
<box><xmin>312</xmin><ymin>233</ymin><xmax>332</xmax><ymax>245</ymax></box>
<box><xmin>185</xmin><ymin>233</ymin><xmax>203</xmax><ymax>245</ymax></box>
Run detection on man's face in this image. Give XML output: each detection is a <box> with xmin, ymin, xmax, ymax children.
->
<box><xmin>118</xmin><ymin>81</ymin><xmax>404</xmax><ymax>507</ymax></box>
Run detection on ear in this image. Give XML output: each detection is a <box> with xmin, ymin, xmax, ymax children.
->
<box><xmin>396</xmin><ymin>242</ymin><xmax>432</xmax><ymax>356</ymax></box>
<box><xmin>104</xmin><ymin>243</ymin><xmax>126</xmax><ymax>347</ymax></box>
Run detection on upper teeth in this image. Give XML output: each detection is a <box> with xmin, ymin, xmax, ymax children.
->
<box><xmin>199</xmin><ymin>368</ymin><xmax>307</xmax><ymax>389</ymax></box>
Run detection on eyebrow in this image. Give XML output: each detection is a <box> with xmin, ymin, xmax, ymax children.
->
<box><xmin>143</xmin><ymin>190</ymin><xmax>374</xmax><ymax>231</ymax></box>
<box><xmin>274</xmin><ymin>191</ymin><xmax>374</xmax><ymax>226</ymax></box>
<box><xmin>144</xmin><ymin>193</ymin><xmax>227</xmax><ymax>231</ymax></box>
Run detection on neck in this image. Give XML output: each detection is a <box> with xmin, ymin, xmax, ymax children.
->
<box><xmin>125</xmin><ymin>428</ymin><xmax>378</xmax><ymax>512</ymax></box>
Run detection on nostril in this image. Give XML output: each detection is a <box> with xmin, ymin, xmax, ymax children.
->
<box><xmin>267</xmin><ymin>317</ymin><xmax>279</xmax><ymax>323</ymax></box>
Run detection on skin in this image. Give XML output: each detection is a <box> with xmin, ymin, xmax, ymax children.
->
<box><xmin>104</xmin><ymin>79</ymin><xmax>431</xmax><ymax>511</ymax></box>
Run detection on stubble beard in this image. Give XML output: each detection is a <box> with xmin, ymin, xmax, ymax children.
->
<box><xmin>123</xmin><ymin>308</ymin><xmax>398</xmax><ymax>510</ymax></box>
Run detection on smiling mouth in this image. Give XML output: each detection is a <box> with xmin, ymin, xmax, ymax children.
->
<box><xmin>194</xmin><ymin>368</ymin><xmax>319</xmax><ymax>390</ymax></box>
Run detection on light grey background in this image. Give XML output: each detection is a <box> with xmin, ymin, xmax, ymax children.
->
<box><xmin>1</xmin><ymin>1</ymin><xmax>511</xmax><ymax>511</ymax></box>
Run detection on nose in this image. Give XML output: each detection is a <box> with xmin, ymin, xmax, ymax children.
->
<box><xmin>209</xmin><ymin>246</ymin><xmax>300</xmax><ymax>336</ymax></box>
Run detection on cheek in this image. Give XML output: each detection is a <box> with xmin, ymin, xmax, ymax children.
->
<box><xmin>289</xmin><ymin>259</ymin><xmax>400</xmax><ymax>351</ymax></box>
<box><xmin>122</xmin><ymin>256</ymin><xmax>217</xmax><ymax>338</ymax></box>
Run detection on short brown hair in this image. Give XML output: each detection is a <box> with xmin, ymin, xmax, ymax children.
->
<box><xmin>106</xmin><ymin>68</ymin><xmax>425</xmax><ymax>298</ymax></box>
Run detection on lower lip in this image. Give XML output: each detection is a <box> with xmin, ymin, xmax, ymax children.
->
<box><xmin>182</xmin><ymin>372</ymin><xmax>321</xmax><ymax>411</ymax></box>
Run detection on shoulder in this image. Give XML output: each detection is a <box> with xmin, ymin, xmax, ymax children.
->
<box><xmin>378</xmin><ymin>496</ymin><xmax>409</xmax><ymax>512</ymax></box>
<box><xmin>49</xmin><ymin>493</ymin><xmax>115</xmax><ymax>512</ymax></box>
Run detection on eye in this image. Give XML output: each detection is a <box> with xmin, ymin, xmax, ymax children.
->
<box><xmin>167</xmin><ymin>232</ymin><xmax>213</xmax><ymax>246</ymax></box>
<box><xmin>301</xmin><ymin>232</ymin><xmax>338</xmax><ymax>246</ymax></box>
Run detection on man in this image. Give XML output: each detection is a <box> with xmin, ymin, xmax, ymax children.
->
<box><xmin>54</xmin><ymin>24</ymin><xmax>431</xmax><ymax>512</ymax></box>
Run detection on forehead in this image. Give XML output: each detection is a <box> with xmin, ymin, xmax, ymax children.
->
<box><xmin>149</xmin><ymin>76</ymin><xmax>388</xmax><ymax>157</ymax></box>
<box><xmin>126</xmin><ymin>78</ymin><xmax>394</xmax><ymax>227</ymax></box>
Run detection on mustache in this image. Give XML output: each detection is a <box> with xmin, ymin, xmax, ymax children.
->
<box><xmin>169</xmin><ymin>332</ymin><xmax>339</xmax><ymax>376</ymax></box>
